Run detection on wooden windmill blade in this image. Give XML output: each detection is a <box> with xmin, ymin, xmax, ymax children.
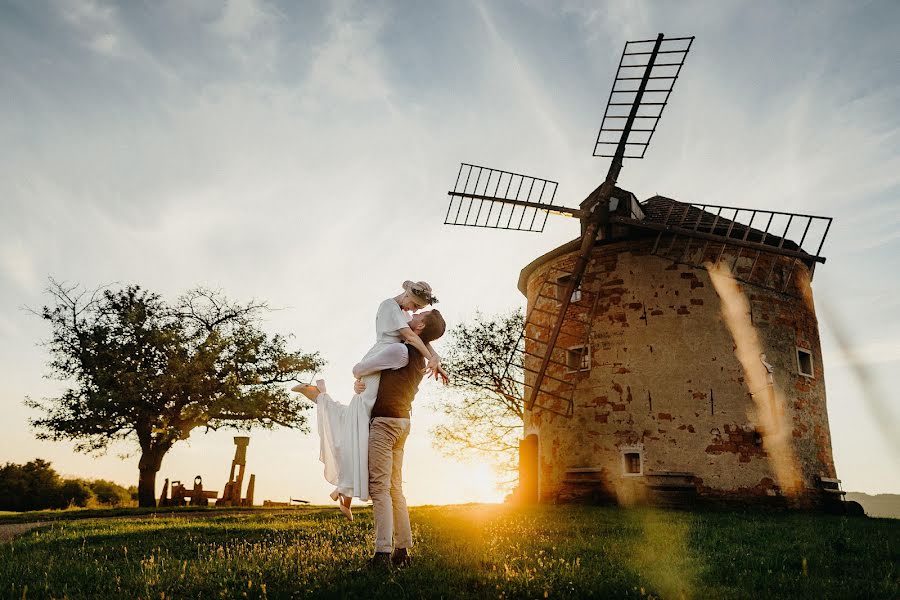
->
<box><xmin>444</xmin><ymin>33</ymin><xmax>694</xmax><ymax>417</ymax></box>
<box><xmin>501</xmin><ymin>265</ymin><xmax>602</xmax><ymax>417</ymax></box>
<box><xmin>594</xmin><ymin>36</ymin><xmax>694</xmax><ymax>160</ymax></box>
<box><xmin>444</xmin><ymin>163</ymin><xmax>583</xmax><ymax>232</ymax></box>
<box><xmin>609</xmin><ymin>199</ymin><xmax>833</xmax><ymax>298</ymax></box>
<box><xmin>521</xmin><ymin>33</ymin><xmax>694</xmax><ymax>414</ymax></box>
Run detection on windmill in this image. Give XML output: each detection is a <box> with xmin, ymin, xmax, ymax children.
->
<box><xmin>443</xmin><ymin>34</ymin><xmax>832</xmax><ymax>419</ymax></box>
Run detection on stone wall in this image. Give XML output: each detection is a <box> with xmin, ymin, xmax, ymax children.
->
<box><xmin>522</xmin><ymin>239</ymin><xmax>836</xmax><ymax>507</ymax></box>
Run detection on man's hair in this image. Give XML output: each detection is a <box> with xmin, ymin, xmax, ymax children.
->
<box><xmin>419</xmin><ymin>309</ymin><xmax>446</xmax><ymax>344</ymax></box>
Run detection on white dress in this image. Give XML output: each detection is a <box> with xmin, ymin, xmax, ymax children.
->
<box><xmin>315</xmin><ymin>298</ymin><xmax>411</xmax><ymax>501</ymax></box>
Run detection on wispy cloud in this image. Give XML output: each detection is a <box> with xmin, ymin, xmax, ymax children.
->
<box><xmin>212</xmin><ymin>0</ymin><xmax>279</xmax><ymax>39</ymax></box>
<box><xmin>303</xmin><ymin>3</ymin><xmax>392</xmax><ymax>108</ymax></box>
<box><xmin>0</xmin><ymin>239</ymin><xmax>39</xmax><ymax>295</ymax></box>
<box><xmin>472</xmin><ymin>0</ymin><xmax>572</xmax><ymax>160</ymax></box>
<box><xmin>56</xmin><ymin>0</ymin><xmax>122</xmax><ymax>57</ymax></box>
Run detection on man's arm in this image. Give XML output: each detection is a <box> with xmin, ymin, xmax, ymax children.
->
<box><xmin>352</xmin><ymin>343</ymin><xmax>409</xmax><ymax>378</ymax></box>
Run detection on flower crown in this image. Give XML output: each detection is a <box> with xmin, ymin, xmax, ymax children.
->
<box><xmin>410</xmin><ymin>286</ymin><xmax>439</xmax><ymax>305</ymax></box>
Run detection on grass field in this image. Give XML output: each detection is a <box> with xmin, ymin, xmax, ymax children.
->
<box><xmin>1</xmin><ymin>504</ymin><xmax>897</xmax><ymax>599</ymax></box>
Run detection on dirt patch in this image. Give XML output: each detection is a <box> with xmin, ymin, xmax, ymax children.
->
<box><xmin>0</xmin><ymin>522</ymin><xmax>46</xmax><ymax>543</ymax></box>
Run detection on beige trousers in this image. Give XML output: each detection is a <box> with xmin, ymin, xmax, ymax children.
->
<box><xmin>368</xmin><ymin>417</ymin><xmax>412</xmax><ymax>554</ymax></box>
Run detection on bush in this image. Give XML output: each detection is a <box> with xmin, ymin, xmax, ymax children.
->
<box><xmin>57</xmin><ymin>479</ymin><xmax>93</xmax><ymax>508</ymax></box>
<box><xmin>0</xmin><ymin>459</ymin><xmax>61</xmax><ymax>511</ymax></box>
<box><xmin>0</xmin><ymin>460</ymin><xmax>133</xmax><ymax>511</ymax></box>
<box><xmin>88</xmin><ymin>479</ymin><xmax>132</xmax><ymax>506</ymax></box>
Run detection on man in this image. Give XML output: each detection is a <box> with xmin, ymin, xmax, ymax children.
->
<box><xmin>351</xmin><ymin>308</ymin><xmax>447</xmax><ymax>569</ymax></box>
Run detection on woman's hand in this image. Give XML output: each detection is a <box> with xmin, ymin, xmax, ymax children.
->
<box><xmin>425</xmin><ymin>354</ymin><xmax>441</xmax><ymax>377</ymax></box>
<box><xmin>354</xmin><ymin>378</ymin><xmax>366</xmax><ymax>394</ymax></box>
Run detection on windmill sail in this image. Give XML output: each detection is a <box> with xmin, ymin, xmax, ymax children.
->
<box><xmin>594</xmin><ymin>36</ymin><xmax>693</xmax><ymax>159</ymax></box>
<box><xmin>521</xmin><ymin>34</ymin><xmax>693</xmax><ymax>414</ymax></box>
<box><xmin>445</xmin><ymin>34</ymin><xmax>695</xmax><ymax>417</ymax></box>
<box><xmin>444</xmin><ymin>163</ymin><xmax>580</xmax><ymax>232</ymax></box>
<box><xmin>611</xmin><ymin>197</ymin><xmax>832</xmax><ymax>297</ymax></box>
<box><xmin>501</xmin><ymin>264</ymin><xmax>600</xmax><ymax>417</ymax></box>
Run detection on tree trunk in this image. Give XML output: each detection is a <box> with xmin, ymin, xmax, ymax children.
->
<box><xmin>137</xmin><ymin>448</ymin><xmax>166</xmax><ymax>508</ymax></box>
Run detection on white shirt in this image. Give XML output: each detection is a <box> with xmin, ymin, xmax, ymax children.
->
<box><xmin>353</xmin><ymin>343</ymin><xmax>410</xmax><ymax>378</ymax></box>
<box><xmin>374</xmin><ymin>298</ymin><xmax>412</xmax><ymax>343</ymax></box>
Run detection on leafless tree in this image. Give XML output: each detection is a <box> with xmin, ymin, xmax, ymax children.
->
<box><xmin>431</xmin><ymin>310</ymin><xmax>523</xmax><ymax>484</ymax></box>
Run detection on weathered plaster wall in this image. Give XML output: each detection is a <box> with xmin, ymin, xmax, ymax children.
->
<box><xmin>522</xmin><ymin>239</ymin><xmax>835</xmax><ymax>506</ymax></box>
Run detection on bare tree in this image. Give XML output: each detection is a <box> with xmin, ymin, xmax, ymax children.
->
<box><xmin>431</xmin><ymin>310</ymin><xmax>523</xmax><ymax>482</ymax></box>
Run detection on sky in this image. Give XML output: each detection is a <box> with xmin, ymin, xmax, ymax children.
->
<box><xmin>1</xmin><ymin>0</ymin><xmax>898</xmax><ymax>506</ymax></box>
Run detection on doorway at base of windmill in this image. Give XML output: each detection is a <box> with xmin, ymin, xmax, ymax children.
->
<box><xmin>518</xmin><ymin>434</ymin><xmax>539</xmax><ymax>504</ymax></box>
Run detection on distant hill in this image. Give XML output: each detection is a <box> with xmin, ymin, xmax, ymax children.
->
<box><xmin>846</xmin><ymin>492</ymin><xmax>900</xmax><ymax>519</ymax></box>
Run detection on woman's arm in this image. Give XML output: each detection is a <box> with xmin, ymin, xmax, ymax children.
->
<box><xmin>424</xmin><ymin>341</ymin><xmax>449</xmax><ymax>383</ymax></box>
<box><xmin>398</xmin><ymin>326</ymin><xmax>434</xmax><ymax>361</ymax></box>
<box><xmin>398</xmin><ymin>327</ymin><xmax>444</xmax><ymax>377</ymax></box>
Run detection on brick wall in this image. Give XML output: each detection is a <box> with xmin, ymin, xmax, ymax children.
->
<box><xmin>522</xmin><ymin>239</ymin><xmax>836</xmax><ymax>507</ymax></box>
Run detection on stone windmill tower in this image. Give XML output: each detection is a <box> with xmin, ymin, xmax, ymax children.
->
<box><xmin>444</xmin><ymin>35</ymin><xmax>841</xmax><ymax>509</ymax></box>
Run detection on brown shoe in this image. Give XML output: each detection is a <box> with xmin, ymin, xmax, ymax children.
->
<box><xmin>366</xmin><ymin>552</ymin><xmax>392</xmax><ymax>571</ymax></box>
<box><xmin>391</xmin><ymin>547</ymin><xmax>412</xmax><ymax>568</ymax></box>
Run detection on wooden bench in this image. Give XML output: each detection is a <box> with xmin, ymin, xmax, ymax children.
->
<box><xmin>815</xmin><ymin>476</ymin><xmax>847</xmax><ymax>497</ymax></box>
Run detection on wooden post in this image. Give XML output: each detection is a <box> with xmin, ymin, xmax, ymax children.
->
<box><xmin>244</xmin><ymin>474</ymin><xmax>255</xmax><ymax>507</ymax></box>
<box><xmin>158</xmin><ymin>478</ymin><xmax>169</xmax><ymax>507</ymax></box>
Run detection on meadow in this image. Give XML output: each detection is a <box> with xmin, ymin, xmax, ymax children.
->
<box><xmin>1</xmin><ymin>504</ymin><xmax>897</xmax><ymax>599</ymax></box>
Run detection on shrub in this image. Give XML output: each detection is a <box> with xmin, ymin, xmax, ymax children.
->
<box><xmin>88</xmin><ymin>479</ymin><xmax>132</xmax><ymax>506</ymax></box>
<box><xmin>0</xmin><ymin>459</ymin><xmax>62</xmax><ymax>511</ymax></box>
<box><xmin>0</xmin><ymin>460</ymin><xmax>132</xmax><ymax>511</ymax></box>
<box><xmin>56</xmin><ymin>479</ymin><xmax>93</xmax><ymax>508</ymax></box>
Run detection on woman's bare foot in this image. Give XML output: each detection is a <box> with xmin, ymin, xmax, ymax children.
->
<box><xmin>291</xmin><ymin>384</ymin><xmax>321</xmax><ymax>402</ymax></box>
<box><xmin>338</xmin><ymin>494</ymin><xmax>353</xmax><ymax>521</ymax></box>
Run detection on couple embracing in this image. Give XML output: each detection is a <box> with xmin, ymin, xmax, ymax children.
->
<box><xmin>293</xmin><ymin>280</ymin><xmax>447</xmax><ymax>569</ymax></box>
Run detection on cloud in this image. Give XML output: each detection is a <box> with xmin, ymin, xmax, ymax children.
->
<box><xmin>0</xmin><ymin>239</ymin><xmax>40</xmax><ymax>295</ymax></box>
<box><xmin>56</xmin><ymin>0</ymin><xmax>122</xmax><ymax>57</ymax></box>
<box><xmin>212</xmin><ymin>0</ymin><xmax>279</xmax><ymax>38</ymax></box>
<box><xmin>827</xmin><ymin>339</ymin><xmax>900</xmax><ymax>369</ymax></box>
<box><xmin>471</xmin><ymin>0</ymin><xmax>572</xmax><ymax>160</ymax></box>
<box><xmin>302</xmin><ymin>4</ymin><xmax>392</xmax><ymax>108</ymax></box>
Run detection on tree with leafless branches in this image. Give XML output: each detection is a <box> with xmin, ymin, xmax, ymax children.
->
<box><xmin>430</xmin><ymin>310</ymin><xmax>524</xmax><ymax>486</ymax></box>
<box><xmin>26</xmin><ymin>279</ymin><xmax>323</xmax><ymax>507</ymax></box>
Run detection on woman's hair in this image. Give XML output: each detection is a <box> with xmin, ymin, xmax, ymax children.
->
<box><xmin>419</xmin><ymin>309</ymin><xmax>446</xmax><ymax>344</ymax></box>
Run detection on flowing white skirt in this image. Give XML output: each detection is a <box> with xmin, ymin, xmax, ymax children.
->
<box><xmin>315</xmin><ymin>343</ymin><xmax>387</xmax><ymax>502</ymax></box>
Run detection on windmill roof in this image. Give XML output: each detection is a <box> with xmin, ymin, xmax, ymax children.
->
<box><xmin>641</xmin><ymin>195</ymin><xmax>801</xmax><ymax>253</ymax></box>
<box><xmin>517</xmin><ymin>195</ymin><xmax>809</xmax><ymax>295</ymax></box>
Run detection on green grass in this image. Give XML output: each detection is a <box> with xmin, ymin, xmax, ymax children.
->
<box><xmin>0</xmin><ymin>505</ymin><xmax>263</xmax><ymax>525</ymax></box>
<box><xmin>1</xmin><ymin>504</ymin><xmax>897</xmax><ymax>599</ymax></box>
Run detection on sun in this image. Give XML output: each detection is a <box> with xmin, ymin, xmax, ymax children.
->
<box><xmin>464</xmin><ymin>462</ymin><xmax>505</xmax><ymax>504</ymax></box>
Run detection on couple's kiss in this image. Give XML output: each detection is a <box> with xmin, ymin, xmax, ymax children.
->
<box><xmin>293</xmin><ymin>280</ymin><xmax>447</xmax><ymax>569</ymax></box>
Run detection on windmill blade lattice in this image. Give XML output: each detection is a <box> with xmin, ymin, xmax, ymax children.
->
<box><xmin>442</xmin><ymin>33</ymin><xmax>696</xmax><ymax>419</ymax></box>
<box><xmin>594</xmin><ymin>36</ymin><xmax>693</xmax><ymax>159</ymax></box>
<box><xmin>611</xmin><ymin>198</ymin><xmax>832</xmax><ymax>297</ymax></box>
<box><xmin>445</xmin><ymin>163</ymin><xmax>573</xmax><ymax>232</ymax></box>
<box><xmin>501</xmin><ymin>264</ymin><xmax>601</xmax><ymax>417</ymax></box>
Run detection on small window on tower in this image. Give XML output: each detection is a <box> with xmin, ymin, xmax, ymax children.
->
<box><xmin>622</xmin><ymin>451</ymin><xmax>643</xmax><ymax>476</ymax></box>
<box><xmin>797</xmin><ymin>348</ymin><xmax>814</xmax><ymax>378</ymax></box>
<box><xmin>556</xmin><ymin>275</ymin><xmax>582</xmax><ymax>303</ymax></box>
<box><xmin>566</xmin><ymin>345</ymin><xmax>590</xmax><ymax>372</ymax></box>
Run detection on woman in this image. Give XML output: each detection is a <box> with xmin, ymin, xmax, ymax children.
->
<box><xmin>294</xmin><ymin>281</ymin><xmax>443</xmax><ymax>519</ymax></box>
